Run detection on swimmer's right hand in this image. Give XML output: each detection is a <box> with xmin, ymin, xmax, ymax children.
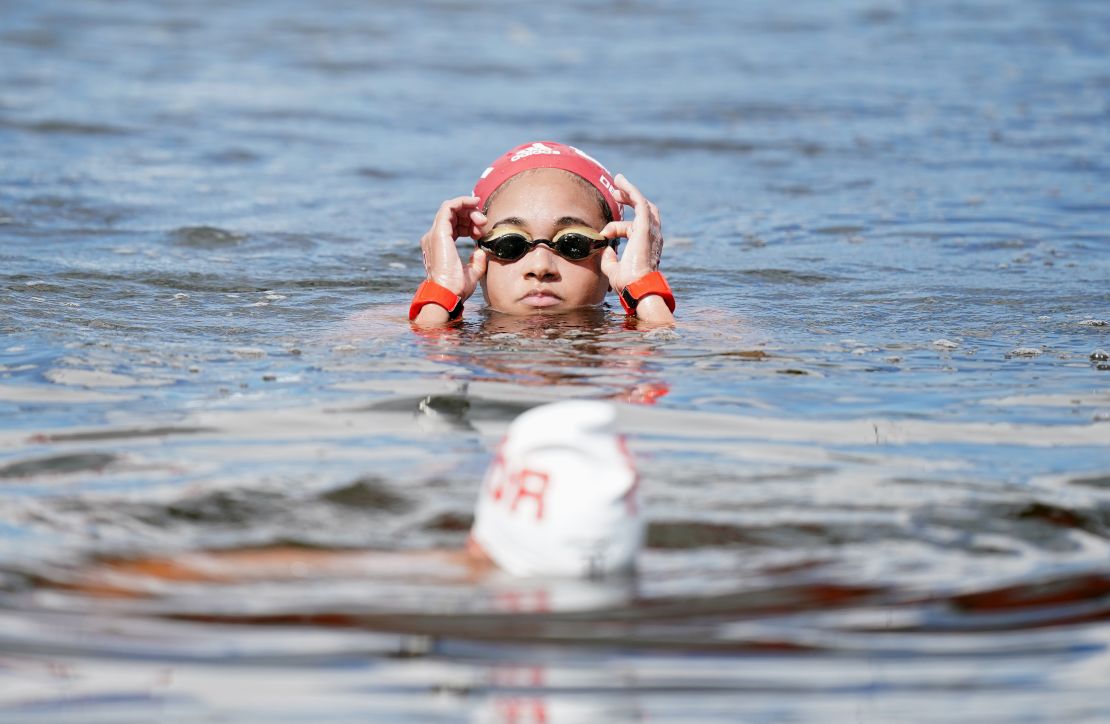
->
<box><xmin>416</xmin><ymin>196</ymin><xmax>489</xmax><ymax>322</ymax></box>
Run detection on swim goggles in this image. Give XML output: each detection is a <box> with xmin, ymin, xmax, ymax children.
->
<box><xmin>477</xmin><ymin>226</ymin><xmax>616</xmax><ymax>262</ymax></box>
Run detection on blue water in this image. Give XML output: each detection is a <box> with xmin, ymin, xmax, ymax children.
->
<box><xmin>1</xmin><ymin>0</ymin><xmax>1109</xmax><ymax>721</ymax></box>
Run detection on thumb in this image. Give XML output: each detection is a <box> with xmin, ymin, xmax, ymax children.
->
<box><xmin>466</xmin><ymin>247</ymin><xmax>488</xmax><ymax>288</ymax></box>
<box><xmin>600</xmin><ymin>245</ymin><xmax>620</xmax><ymax>285</ymax></box>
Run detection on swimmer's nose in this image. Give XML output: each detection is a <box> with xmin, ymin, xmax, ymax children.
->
<box><xmin>522</xmin><ymin>245</ymin><xmax>560</xmax><ymax>281</ymax></box>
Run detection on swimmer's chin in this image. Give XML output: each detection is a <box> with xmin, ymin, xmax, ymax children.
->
<box><xmin>493</xmin><ymin>302</ymin><xmax>597</xmax><ymax>316</ymax></box>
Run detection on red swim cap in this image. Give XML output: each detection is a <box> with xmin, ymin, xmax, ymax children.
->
<box><xmin>473</xmin><ymin>141</ymin><xmax>623</xmax><ymax>222</ymax></box>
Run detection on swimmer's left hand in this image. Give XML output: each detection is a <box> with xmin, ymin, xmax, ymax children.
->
<box><xmin>600</xmin><ymin>174</ymin><xmax>674</xmax><ymax>323</ymax></box>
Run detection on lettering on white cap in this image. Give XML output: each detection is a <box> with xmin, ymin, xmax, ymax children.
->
<box><xmin>487</xmin><ymin>457</ymin><xmax>550</xmax><ymax>521</ymax></box>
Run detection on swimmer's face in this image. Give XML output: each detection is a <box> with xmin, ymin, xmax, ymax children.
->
<box><xmin>480</xmin><ymin>168</ymin><xmax>610</xmax><ymax>315</ymax></box>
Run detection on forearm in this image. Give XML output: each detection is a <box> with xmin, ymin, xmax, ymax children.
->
<box><xmin>633</xmin><ymin>294</ymin><xmax>675</xmax><ymax>324</ymax></box>
<box><xmin>412</xmin><ymin>303</ymin><xmax>451</xmax><ymax>327</ymax></box>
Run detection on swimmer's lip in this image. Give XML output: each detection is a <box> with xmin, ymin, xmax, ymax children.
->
<box><xmin>519</xmin><ymin>289</ymin><xmax>563</xmax><ymax>308</ymax></box>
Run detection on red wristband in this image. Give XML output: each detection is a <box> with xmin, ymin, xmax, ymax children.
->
<box><xmin>409</xmin><ymin>279</ymin><xmax>464</xmax><ymax>321</ymax></box>
<box><xmin>618</xmin><ymin>271</ymin><xmax>675</xmax><ymax>315</ymax></box>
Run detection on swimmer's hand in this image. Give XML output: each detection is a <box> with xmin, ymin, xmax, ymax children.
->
<box><xmin>415</xmin><ymin>196</ymin><xmax>489</xmax><ymax>325</ymax></box>
<box><xmin>599</xmin><ymin>174</ymin><xmax>675</xmax><ymax>324</ymax></box>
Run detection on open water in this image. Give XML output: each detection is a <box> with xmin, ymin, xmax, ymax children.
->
<box><xmin>1</xmin><ymin>0</ymin><xmax>1109</xmax><ymax>721</ymax></box>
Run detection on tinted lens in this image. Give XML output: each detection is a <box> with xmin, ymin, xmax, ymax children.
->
<box><xmin>552</xmin><ymin>232</ymin><xmax>612</xmax><ymax>259</ymax></box>
<box><xmin>485</xmin><ymin>233</ymin><xmax>531</xmax><ymax>261</ymax></box>
<box><xmin>553</xmin><ymin>232</ymin><xmax>603</xmax><ymax>260</ymax></box>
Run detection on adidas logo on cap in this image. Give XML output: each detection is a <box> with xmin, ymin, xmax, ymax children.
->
<box><xmin>510</xmin><ymin>142</ymin><xmax>561</xmax><ymax>163</ymax></box>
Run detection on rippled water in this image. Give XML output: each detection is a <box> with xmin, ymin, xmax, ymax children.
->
<box><xmin>2</xmin><ymin>0</ymin><xmax>1109</xmax><ymax>721</ymax></box>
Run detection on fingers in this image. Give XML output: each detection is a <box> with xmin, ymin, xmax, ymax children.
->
<box><xmin>612</xmin><ymin>174</ymin><xmax>657</xmax><ymax>223</ymax></box>
<box><xmin>613</xmin><ymin>173</ymin><xmax>646</xmax><ymax>208</ymax></box>
<box><xmin>613</xmin><ymin>174</ymin><xmax>661</xmax><ymax>235</ymax></box>
<box><xmin>600</xmin><ymin>221</ymin><xmax>631</xmax><ymax>240</ymax></box>
<box><xmin>423</xmin><ymin>196</ymin><xmax>482</xmax><ymax>257</ymax></box>
<box><xmin>453</xmin><ymin>208</ymin><xmax>487</xmax><ymax>239</ymax></box>
<box><xmin>435</xmin><ymin>196</ymin><xmax>482</xmax><ymax>241</ymax></box>
<box><xmin>603</xmin><ymin>174</ymin><xmax>665</xmax><ymax>284</ymax></box>
<box><xmin>467</xmin><ymin>209</ymin><xmax>487</xmax><ymax>240</ymax></box>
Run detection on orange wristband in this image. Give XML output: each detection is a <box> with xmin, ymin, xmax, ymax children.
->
<box><xmin>618</xmin><ymin>271</ymin><xmax>675</xmax><ymax>315</ymax></box>
<box><xmin>409</xmin><ymin>279</ymin><xmax>464</xmax><ymax>321</ymax></box>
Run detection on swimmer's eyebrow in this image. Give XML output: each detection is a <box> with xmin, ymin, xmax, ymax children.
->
<box><xmin>489</xmin><ymin>216</ymin><xmax>528</xmax><ymax>230</ymax></box>
<box><xmin>555</xmin><ymin>216</ymin><xmax>597</xmax><ymax>229</ymax></box>
<box><xmin>487</xmin><ymin>216</ymin><xmax>600</xmax><ymax>231</ymax></box>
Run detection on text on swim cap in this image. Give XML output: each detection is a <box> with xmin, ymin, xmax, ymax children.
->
<box><xmin>487</xmin><ymin>458</ymin><xmax>550</xmax><ymax>521</ymax></box>
<box><xmin>597</xmin><ymin>174</ymin><xmax>616</xmax><ymax>198</ymax></box>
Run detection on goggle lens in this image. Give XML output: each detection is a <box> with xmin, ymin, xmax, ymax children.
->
<box><xmin>478</xmin><ymin>227</ymin><xmax>612</xmax><ymax>262</ymax></box>
<box><xmin>486</xmin><ymin>233</ymin><xmax>532</xmax><ymax>261</ymax></box>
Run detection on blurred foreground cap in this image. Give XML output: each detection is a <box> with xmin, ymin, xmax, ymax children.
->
<box><xmin>470</xmin><ymin>401</ymin><xmax>642</xmax><ymax>577</ymax></box>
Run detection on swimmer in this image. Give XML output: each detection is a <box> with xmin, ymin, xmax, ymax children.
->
<box><xmin>410</xmin><ymin>141</ymin><xmax>675</xmax><ymax>327</ymax></box>
<box><xmin>64</xmin><ymin>401</ymin><xmax>643</xmax><ymax>597</ymax></box>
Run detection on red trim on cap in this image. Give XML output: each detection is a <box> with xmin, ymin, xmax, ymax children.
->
<box><xmin>473</xmin><ymin>141</ymin><xmax>623</xmax><ymax>222</ymax></box>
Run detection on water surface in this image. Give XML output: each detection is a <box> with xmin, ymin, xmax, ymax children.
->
<box><xmin>1</xmin><ymin>0</ymin><xmax>1109</xmax><ymax>721</ymax></box>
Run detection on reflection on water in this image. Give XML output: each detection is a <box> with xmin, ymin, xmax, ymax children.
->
<box><xmin>409</xmin><ymin>307</ymin><xmax>675</xmax><ymax>404</ymax></box>
<box><xmin>1</xmin><ymin>0</ymin><xmax>1109</xmax><ymax>721</ymax></box>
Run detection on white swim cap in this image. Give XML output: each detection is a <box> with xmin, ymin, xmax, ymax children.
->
<box><xmin>470</xmin><ymin>401</ymin><xmax>643</xmax><ymax>578</ymax></box>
